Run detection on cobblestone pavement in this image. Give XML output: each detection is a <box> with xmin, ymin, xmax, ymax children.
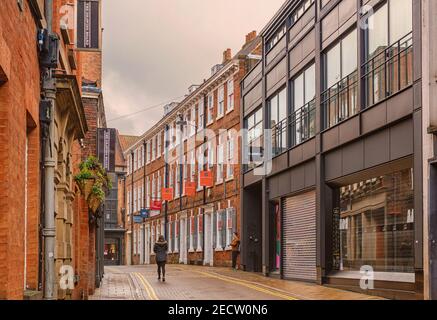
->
<box><xmin>90</xmin><ymin>265</ymin><xmax>382</xmax><ymax>300</ymax></box>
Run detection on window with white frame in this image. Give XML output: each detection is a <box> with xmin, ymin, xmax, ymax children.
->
<box><xmin>134</xmin><ymin>228</ymin><xmax>137</xmax><ymax>255</ymax></box>
<box><xmin>183</xmin><ymin>156</ymin><xmax>187</xmax><ymax>196</ymax></box>
<box><xmin>146</xmin><ymin>177</ymin><xmax>150</xmax><ymax>208</ymax></box>
<box><xmin>183</xmin><ymin>111</ymin><xmax>188</xmax><ymax>140</ymax></box>
<box><xmin>133</xmin><ymin>188</ymin><xmax>137</xmax><ymax>213</ymax></box>
<box><xmin>157</xmin><ymin>171</ymin><xmax>162</xmax><ymax>200</ymax></box>
<box><xmin>167</xmin><ymin>222</ymin><xmax>172</xmax><ymax>253</ymax></box>
<box><xmin>193</xmin><ymin>215</ymin><xmax>198</xmax><ymax>252</ymax></box>
<box><xmin>134</xmin><ymin>151</ymin><xmax>138</xmax><ymax>171</ymax></box>
<box><xmin>190</xmin><ymin>106</ymin><xmax>196</xmax><ymax>136</ymax></box>
<box><xmin>197</xmin><ymin>210</ymin><xmax>203</xmax><ymax>251</ymax></box>
<box><xmin>190</xmin><ymin>151</ymin><xmax>196</xmax><ymax>182</ymax></box>
<box><xmin>151</xmin><ymin>175</ymin><xmax>156</xmax><ymax>202</ymax></box>
<box><xmin>145</xmin><ymin>141</ymin><xmax>150</xmax><ymax>163</ymax></box>
<box><xmin>226</xmin><ymin>133</ymin><xmax>234</xmax><ymax>179</ymax></box>
<box><xmin>217</xmin><ymin>134</ymin><xmax>224</xmax><ymax>183</ymax></box>
<box><xmin>160</xmin><ymin>219</ymin><xmax>164</xmax><ymax>238</ymax></box>
<box><xmin>157</xmin><ymin>132</ymin><xmax>162</xmax><ymax>157</ymax></box>
<box><xmin>139</xmin><ymin>185</ymin><xmax>143</xmax><ymax>210</ymax></box>
<box><xmin>169</xmin><ymin>164</ymin><xmax>174</xmax><ymax>190</ymax></box>
<box><xmin>189</xmin><ymin>214</ymin><xmax>194</xmax><ymax>252</ymax></box>
<box><xmin>218</xmin><ymin>86</ymin><xmax>225</xmax><ymax>118</ymax></box>
<box><xmin>226</xmin><ymin>208</ymin><xmax>236</xmax><ymax>248</ymax></box>
<box><xmin>227</xmin><ymin>79</ymin><xmax>234</xmax><ymax>112</ymax></box>
<box><xmin>174</xmin><ymin>219</ymin><xmax>179</xmax><ymax>252</ymax></box>
<box><xmin>216</xmin><ymin>210</ymin><xmax>225</xmax><ymax>251</ymax></box>
<box><xmin>207</xmin><ymin>93</ymin><xmax>214</xmax><ymax>124</ymax></box>
<box><xmin>175</xmin><ymin>162</ymin><xmax>180</xmax><ymax>198</ymax></box>
<box><xmin>207</xmin><ymin>141</ymin><xmax>214</xmax><ymax>169</ymax></box>
<box><xmin>151</xmin><ymin>137</ymin><xmax>156</xmax><ymax>161</ymax></box>
<box><xmin>198</xmin><ymin>100</ymin><xmax>204</xmax><ymax>130</ymax></box>
<box><xmin>151</xmin><ymin>224</ymin><xmax>155</xmax><ymax>254</ymax></box>
<box><xmin>127</xmin><ymin>190</ymin><xmax>131</xmax><ymax>215</ymax></box>
<box><xmin>197</xmin><ymin>147</ymin><xmax>203</xmax><ymax>191</ymax></box>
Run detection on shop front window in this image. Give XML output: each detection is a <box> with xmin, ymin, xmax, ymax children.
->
<box><xmin>104</xmin><ymin>239</ymin><xmax>120</xmax><ymax>263</ymax></box>
<box><xmin>332</xmin><ymin>168</ymin><xmax>414</xmax><ymax>273</ymax></box>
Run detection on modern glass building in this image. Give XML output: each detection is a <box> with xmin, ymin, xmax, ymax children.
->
<box><xmin>240</xmin><ymin>0</ymin><xmax>424</xmax><ymax>299</ymax></box>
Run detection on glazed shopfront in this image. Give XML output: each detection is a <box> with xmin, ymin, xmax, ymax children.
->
<box><xmin>331</xmin><ymin>167</ymin><xmax>415</xmax><ymax>277</ymax></box>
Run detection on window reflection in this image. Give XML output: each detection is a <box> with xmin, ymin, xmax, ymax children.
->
<box><xmin>323</xmin><ymin>29</ymin><xmax>358</xmax><ymax>129</ymax></box>
<box><xmin>332</xmin><ymin>168</ymin><xmax>415</xmax><ymax>273</ymax></box>
<box><xmin>364</xmin><ymin>0</ymin><xmax>413</xmax><ymax>107</ymax></box>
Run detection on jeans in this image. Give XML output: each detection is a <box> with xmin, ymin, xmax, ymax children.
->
<box><xmin>232</xmin><ymin>251</ymin><xmax>239</xmax><ymax>269</ymax></box>
<box><xmin>157</xmin><ymin>261</ymin><xmax>166</xmax><ymax>279</ymax></box>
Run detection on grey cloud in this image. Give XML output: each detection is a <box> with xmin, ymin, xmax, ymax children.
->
<box><xmin>103</xmin><ymin>0</ymin><xmax>285</xmax><ymax>135</ymax></box>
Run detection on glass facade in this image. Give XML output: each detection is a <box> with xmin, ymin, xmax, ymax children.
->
<box><xmin>246</xmin><ymin>108</ymin><xmax>264</xmax><ymax>170</ymax></box>
<box><xmin>333</xmin><ymin>168</ymin><xmax>415</xmax><ymax>273</ymax></box>
<box><xmin>364</xmin><ymin>0</ymin><xmax>413</xmax><ymax>107</ymax></box>
<box><xmin>269</xmin><ymin>88</ymin><xmax>287</xmax><ymax>156</ymax></box>
<box><xmin>323</xmin><ymin>29</ymin><xmax>358</xmax><ymax>128</ymax></box>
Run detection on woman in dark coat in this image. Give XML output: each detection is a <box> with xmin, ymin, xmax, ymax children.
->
<box><xmin>153</xmin><ymin>235</ymin><xmax>168</xmax><ymax>282</ymax></box>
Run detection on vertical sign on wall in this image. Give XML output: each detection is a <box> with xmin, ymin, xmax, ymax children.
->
<box><xmin>77</xmin><ymin>0</ymin><xmax>100</xmax><ymax>49</ymax></box>
<box><xmin>97</xmin><ymin>128</ymin><xmax>116</xmax><ymax>172</ymax></box>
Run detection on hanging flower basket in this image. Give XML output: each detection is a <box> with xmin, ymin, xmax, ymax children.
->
<box><xmin>74</xmin><ymin>156</ymin><xmax>112</xmax><ymax>217</ymax></box>
<box><xmin>82</xmin><ymin>178</ymin><xmax>96</xmax><ymax>200</ymax></box>
<box><xmin>88</xmin><ymin>194</ymin><xmax>102</xmax><ymax>213</ymax></box>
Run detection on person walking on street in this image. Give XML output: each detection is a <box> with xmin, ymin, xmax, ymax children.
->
<box><xmin>230</xmin><ymin>232</ymin><xmax>241</xmax><ymax>271</ymax></box>
<box><xmin>154</xmin><ymin>235</ymin><xmax>168</xmax><ymax>282</ymax></box>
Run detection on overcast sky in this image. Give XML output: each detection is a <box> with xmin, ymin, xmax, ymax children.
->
<box><xmin>102</xmin><ymin>0</ymin><xmax>285</xmax><ymax>136</ymax></box>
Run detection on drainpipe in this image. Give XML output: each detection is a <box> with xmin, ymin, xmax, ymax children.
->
<box><xmin>130</xmin><ymin>151</ymin><xmax>134</xmax><ymax>265</ymax></box>
<box><xmin>42</xmin><ymin>0</ymin><xmax>56</xmax><ymax>300</ymax></box>
<box><xmin>143</xmin><ymin>140</ymin><xmax>147</xmax><ymax>263</ymax></box>
<box><xmin>164</xmin><ymin>125</ymin><xmax>169</xmax><ymax>239</ymax></box>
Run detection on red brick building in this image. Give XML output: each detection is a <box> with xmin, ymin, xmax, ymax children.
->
<box><xmin>0</xmin><ymin>0</ymin><xmax>106</xmax><ymax>300</ymax></box>
<box><xmin>123</xmin><ymin>32</ymin><xmax>261</xmax><ymax>268</ymax></box>
<box><xmin>0</xmin><ymin>0</ymin><xmax>41</xmax><ymax>300</ymax></box>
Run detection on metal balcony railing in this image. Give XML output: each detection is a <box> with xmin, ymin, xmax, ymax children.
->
<box><xmin>289</xmin><ymin>99</ymin><xmax>316</xmax><ymax>147</ymax></box>
<box><xmin>271</xmin><ymin>99</ymin><xmax>316</xmax><ymax>157</ymax></box>
<box><xmin>362</xmin><ymin>32</ymin><xmax>413</xmax><ymax>108</ymax></box>
<box><xmin>322</xmin><ymin>71</ymin><xmax>358</xmax><ymax>129</ymax></box>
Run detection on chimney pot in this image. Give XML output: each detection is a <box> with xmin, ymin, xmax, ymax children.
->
<box><xmin>245</xmin><ymin>31</ymin><xmax>257</xmax><ymax>44</ymax></box>
<box><xmin>223</xmin><ymin>48</ymin><xmax>232</xmax><ymax>64</ymax></box>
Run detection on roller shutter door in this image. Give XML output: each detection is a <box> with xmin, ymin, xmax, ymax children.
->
<box><xmin>282</xmin><ymin>190</ymin><xmax>317</xmax><ymax>281</ymax></box>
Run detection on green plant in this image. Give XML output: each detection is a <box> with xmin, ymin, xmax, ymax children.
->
<box><xmin>74</xmin><ymin>156</ymin><xmax>112</xmax><ymax>213</ymax></box>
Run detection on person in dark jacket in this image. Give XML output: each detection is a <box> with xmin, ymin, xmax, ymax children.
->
<box><xmin>153</xmin><ymin>235</ymin><xmax>168</xmax><ymax>282</ymax></box>
<box><xmin>230</xmin><ymin>232</ymin><xmax>241</xmax><ymax>270</ymax></box>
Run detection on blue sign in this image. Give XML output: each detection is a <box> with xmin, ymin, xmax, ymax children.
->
<box><xmin>140</xmin><ymin>209</ymin><xmax>150</xmax><ymax>219</ymax></box>
<box><xmin>133</xmin><ymin>215</ymin><xmax>144</xmax><ymax>224</ymax></box>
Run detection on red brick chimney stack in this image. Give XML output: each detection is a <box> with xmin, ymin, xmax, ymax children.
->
<box><xmin>246</xmin><ymin>31</ymin><xmax>257</xmax><ymax>44</ymax></box>
<box><xmin>223</xmin><ymin>48</ymin><xmax>232</xmax><ymax>64</ymax></box>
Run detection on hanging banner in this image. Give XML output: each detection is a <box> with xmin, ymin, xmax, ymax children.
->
<box><xmin>162</xmin><ymin>188</ymin><xmax>174</xmax><ymax>201</ymax></box>
<box><xmin>133</xmin><ymin>215</ymin><xmax>143</xmax><ymax>224</ymax></box>
<box><xmin>151</xmin><ymin>200</ymin><xmax>162</xmax><ymax>211</ymax></box>
<box><xmin>77</xmin><ymin>0</ymin><xmax>100</xmax><ymax>49</ymax></box>
<box><xmin>200</xmin><ymin>171</ymin><xmax>213</xmax><ymax>187</ymax></box>
<box><xmin>140</xmin><ymin>209</ymin><xmax>149</xmax><ymax>219</ymax></box>
<box><xmin>97</xmin><ymin>128</ymin><xmax>116</xmax><ymax>172</ymax></box>
<box><xmin>185</xmin><ymin>181</ymin><xmax>196</xmax><ymax>197</ymax></box>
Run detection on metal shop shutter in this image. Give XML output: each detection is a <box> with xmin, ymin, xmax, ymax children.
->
<box><xmin>282</xmin><ymin>190</ymin><xmax>317</xmax><ymax>281</ymax></box>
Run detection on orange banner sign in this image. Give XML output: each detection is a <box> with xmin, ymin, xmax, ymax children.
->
<box><xmin>185</xmin><ymin>182</ymin><xmax>196</xmax><ymax>197</ymax></box>
<box><xmin>162</xmin><ymin>188</ymin><xmax>174</xmax><ymax>201</ymax></box>
<box><xmin>200</xmin><ymin>170</ymin><xmax>213</xmax><ymax>187</ymax></box>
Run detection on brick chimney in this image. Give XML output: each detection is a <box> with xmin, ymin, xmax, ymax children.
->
<box><xmin>223</xmin><ymin>48</ymin><xmax>232</xmax><ymax>64</ymax></box>
<box><xmin>245</xmin><ymin>31</ymin><xmax>257</xmax><ymax>44</ymax></box>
